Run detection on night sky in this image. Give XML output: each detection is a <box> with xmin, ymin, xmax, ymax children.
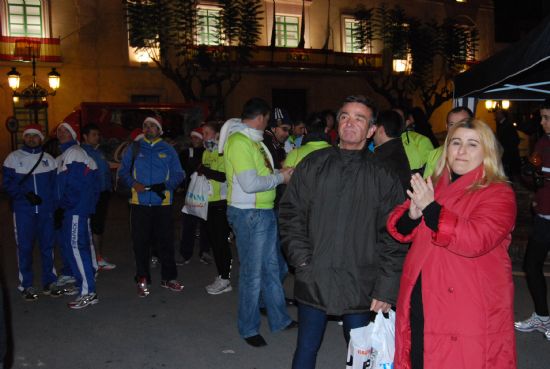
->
<box><xmin>494</xmin><ymin>0</ymin><xmax>550</xmax><ymax>42</ymax></box>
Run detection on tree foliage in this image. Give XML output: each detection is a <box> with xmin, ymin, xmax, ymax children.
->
<box><xmin>353</xmin><ymin>4</ymin><xmax>479</xmax><ymax>119</ymax></box>
<box><xmin>124</xmin><ymin>0</ymin><xmax>263</xmax><ymax>118</ymax></box>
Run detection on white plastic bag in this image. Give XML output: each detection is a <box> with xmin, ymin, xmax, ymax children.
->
<box><xmin>346</xmin><ymin>310</ymin><xmax>395</xmax><ymax>369</ymax></box>
<box><xmin>182</xmin><ymin>172</ymin><xmax>209</xmax><ymax>220</ymax></box>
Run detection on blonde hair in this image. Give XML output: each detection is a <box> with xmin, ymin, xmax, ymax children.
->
<box><xmin>432</xmin><ymin>118</ymin><xmax>508</xmax><ymax>190</ymax></box>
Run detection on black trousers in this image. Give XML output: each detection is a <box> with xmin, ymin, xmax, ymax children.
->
<box><xmin>90</xmin><ymin>191</ymin><xmax>110</xmax><ymax>235</ymax></box>
<box><xmin>410</xmin><ymin>274</ymin><xmax>424</xmax><ymax>369</ymax></box>
<box><xmin>524</xmin><ymin>215</ymin><xmax>550</xmax><ymax>316</ymax></box>
<box><xmin>206</xmin><ymin>203</ymin><xmax>232</xmax><ymax>279</ymax></box>
<box><xmin>130</xmin><ymin>205</ymin><xmax>177</xmax><ymax>282</ymax></box>
<box><xmin>179</xmin><ymin>213</ymin><xmax>209</xmax><ymax>259</ymax></box>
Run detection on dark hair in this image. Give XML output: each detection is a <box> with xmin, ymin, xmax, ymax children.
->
<box><xmin>541</xmin><ymin>98</ymin><xmax>550</xmax><ymax>110</ymax></box>
<box><xmin>447</xmin><ymin>106</ymin><xmax>474</xmax><ymax>121</ymax></box>
<box><xmin>81</xmin><ymin>123</ymin><xmax>100</xmax><ymax>137</ymax></box>
<box><xmin>321</xmin><ymin>109</ymin><xmax>336</xmax><ymax>124</ymax></box>
<box><xmin>337</xmin><ymin>95</ymin><xmax>378</xmax><ymax>125</ymax></box>
<box><xmin>302</xmin><ymin>112</ymin><xmax>328</xmax><ymax>144</ymax></box>
<box><xmin>241</xmin><ymin>97</ymin><xmax>271</xmax><ymax>121</ymax></box>
<box><xmin>202</xmin><ymin>121</ymin><xmax>221</xmax><ymax>133</ymax></box>
<box><xmin>375</xmin><ymin>110</ymin><xmax>404</xmax><ymax>138</ymax></box>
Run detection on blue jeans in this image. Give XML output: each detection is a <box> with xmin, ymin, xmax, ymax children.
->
<box><xmin>292</xmin><ymin>303</ymin><xmax>371</xmax><ymax>369</ymax></box>
<box><xmin>227</xmin><ymin>206</ymin><xmax>292</xmax><ymax>338</ymax></box>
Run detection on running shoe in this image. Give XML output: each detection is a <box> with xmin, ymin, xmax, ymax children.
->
<box><xmin>56</xmin><ymin>275</ymin><xmax>76</xmax><ymax>286</ymax></box>
<box><xmin>514</xmin><ymin>312</ymin><xmax>550</xmax><ymax>333</ymax></box>
<box><xmin>137</xmin><ymin>277</ymin><xmax>150</xmax><ymax>298</ymax></box>
<box><xmin>67</xmin><ymin>293</ymin><xmax>99</xmax><ymax>310</ymax></box>
<box><xmin>97</xmin><ymin>257</ymin><xmax>116</xmax><ymax>270</ymax></box>
<box><xmin>205</xmin><ymin>276</ymin><xmax>232</xmax><ymax>295</ymax></box>
<box><xmin>160</xmin><ymin>279</ymin><xmax>184</xmax><ymax>292</ymax></box>
<box><xmin>22</xmin><ymin>287</ymin><xmax>38</xmax><ymax>301</ymax></box>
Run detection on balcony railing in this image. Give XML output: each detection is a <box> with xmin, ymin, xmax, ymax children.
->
<box><xmin>0</xmin><ymin>36</ymin><xmax>62</xmax><ymax>63</ymax></box>
<box><xmin>252</xmin><ymin>46</ymin><xmax>382</xmax><ymax>72</ymax></box>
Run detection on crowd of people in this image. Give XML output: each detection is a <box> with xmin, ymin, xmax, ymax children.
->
<box><xmin>1</xmin><ymin>94</ymin><xmax>549</xmax><ymax>369</ymax></box>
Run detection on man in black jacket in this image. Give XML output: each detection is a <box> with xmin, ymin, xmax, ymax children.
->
<box><xmin>373</xmin><ymin>109</ymin><xmax>411</xmax><ymax>193</ymax></box>
<box><xmin>279</xmin><ymin>95</ymin><xmax>407</xmax><ymax>369</ymax></box>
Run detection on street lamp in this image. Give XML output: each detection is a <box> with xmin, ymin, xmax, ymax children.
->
<box><xmin>6</xmin><ymin>47</ymin><xmax>61</xmax><ymax>124</ymax></box>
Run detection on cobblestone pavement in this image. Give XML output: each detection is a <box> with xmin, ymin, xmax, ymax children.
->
<box><xmin>0</xmin><ymin>186</ymin><xmax>548</xmax><ymax>369</ymax></box>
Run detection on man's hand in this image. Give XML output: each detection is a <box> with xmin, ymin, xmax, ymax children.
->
<box><xmin>370</xmin><ymin>298</ymin><xmax>391</xmax><ymax>313</ymax></box>
<box><xmin>25</xmin><ymin>192</ymin><xmax>42</xmax><ymax>206</ymax></box>
<box><xmin>280</xmin><ymin>167</ymin><xmax>294</xmax><ymax>184</ymax></box>
<box><xmin>132</xmin><ymin>182</ymin><xmax>146</xmax><ymax>193</ymax></box>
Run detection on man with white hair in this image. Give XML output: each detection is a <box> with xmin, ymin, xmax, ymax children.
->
<box><xmin>118</xmin><ymin>116</ymin><xmax>185</xmax><ymax>297</ymax></box>
<box><xmin>55</xmin><ymin>121</ymin><xmax>100</xmax><ymax>309</ymax></box>
<box><xmin>2</xmin><ymin>125</ymin><xmax>63</xmax><ymax>300</ymax></box>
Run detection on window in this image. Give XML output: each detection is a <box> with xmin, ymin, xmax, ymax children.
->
<box><xmin>275</xmin><ymin>15</ymin><xmax>299</xmax><ymax>48</ymax></box>
<box><xmin>344</xmin><ymin>18</ymin><xmax>362</xmax><ymax>53</ymax></box>
<box><xmin>197</xmin><ymin>7</ymin><xmax>221</xmax><ymax>45</ymax></box>
<box><xmin>7</xmin><ymin>0</ymin><xmax>42</xmax><ymax>37</ymax></box>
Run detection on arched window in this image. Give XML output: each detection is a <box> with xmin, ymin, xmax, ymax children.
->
<box><xmin>7</xmin><ymin>0</ymin><xmax>43</xmax><ymax>37</ymax></box>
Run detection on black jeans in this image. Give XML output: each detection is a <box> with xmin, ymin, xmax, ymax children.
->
<box><xmin>206</xmin><ymin>203</ymin><xmax>232</xmax><ymax>279</ymax></box>
<box><xmin>524</xmin><ymin>215</ymin><xmax>550</xmax><ymax>316</ymax></box>
<box><xmin>180</xmin><ymin>213</ymin><xmax>209</xmax><ymax>260</ymax></box>
<box><xmin>130</xmin><ymin>205</ymin><xmax>177</xmax><ymax>282</ymax></box>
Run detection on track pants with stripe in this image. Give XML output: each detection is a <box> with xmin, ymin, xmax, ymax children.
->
<box><xmin>60</xmin><ymin>214</ymin><xmax>97</xmax><ymax>295</ymax></box>
<box><xmin>13</xmin><ymin>210</ymin><xmax>57</xmax><ymax>290</ymax></box>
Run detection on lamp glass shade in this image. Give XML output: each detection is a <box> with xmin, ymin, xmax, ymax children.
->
<box><xmin>7</xmin><ymin>68</ymin><xmax>20</xmax><ymax>90</ymax></box>
<box><xmin>392</xmin><ymin>59</ymin><xmax>407</xmax><ymax>73</ymax></box>
<box><xmin>501</xmin><ymin>100</ymin><xmax>510</xmax><ymax>109</ymax></box>
<box><xmin>485</xmin><ymin>100</ymin><xmax>493</xmax><ymax>110</ymax></box>
<box><xmin>48</xmin><ymin>68</ymin><xmax>60</xmax><ymax>90</ymax></box>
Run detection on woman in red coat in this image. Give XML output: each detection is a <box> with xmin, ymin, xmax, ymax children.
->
<box><xmin>386</xmin><ymin>118</ymin><xmax>517</xmax><ymax>369</ymax></box>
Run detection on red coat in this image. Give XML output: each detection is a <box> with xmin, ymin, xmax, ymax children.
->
<box><xmin>386</xmin><ymin>166</ymin><xmax>517</xmax><ymax>369</ymax></box>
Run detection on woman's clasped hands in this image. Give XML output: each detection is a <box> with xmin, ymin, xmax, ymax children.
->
<box><xmin>406</xmin><ymin>173</ymin><xmax>435</xmax><ymax>220</ymax></box>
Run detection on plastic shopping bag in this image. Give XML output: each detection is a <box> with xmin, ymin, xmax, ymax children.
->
<box><xmin>182</xmin><ymin>172</ymin><xmax>209</xmax><ymax>220</ymax></box>
<box><xmin>346</xmin><ymin>310</ymin><xmax>395</xmax><ymax>369</ymax></box>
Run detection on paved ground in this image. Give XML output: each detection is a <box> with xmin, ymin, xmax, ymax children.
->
<box><xmin>0</xmin><ymin>187</ymin><xmax>549</xmax><ymax>369</ymax></box>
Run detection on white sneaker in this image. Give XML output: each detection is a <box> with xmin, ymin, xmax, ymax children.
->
<box><xmin>514</xmin><ymin>312</ymin><xmax>550</xmax><ymax>333</ymax></box>
<box><xmin>545</xmin><ymin>329</ymin><xmax>550</xmax><ymax>341</ymax></box>
<box><xmin>205</xmin><ymin>276</ymin><xmax>232</xmax><ymax>295</ymax></box>
<box><xmin>56</xmin><ymin>275</ymin><xmax>76</xmax><ymax>286</ymax></box>
<box><xmin>97</xmin><ymin>258</ymin><xmax>116</xmax><ymax>270</ymax></box>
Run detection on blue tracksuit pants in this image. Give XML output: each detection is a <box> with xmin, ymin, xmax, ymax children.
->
<box><xmin>60</xmin><ymin>214</ymin><xmax>97</xmax><ymax>295</ymax></box>
<box><xmin>13</xmin><ymin>210</ymin><xmax>57</xmax><ymax>290</ymax></box>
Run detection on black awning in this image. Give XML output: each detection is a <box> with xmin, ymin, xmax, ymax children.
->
<box><xmin>454</xmin><ymin>16</ymin><xmax>550</xmax><ymax>101</ymax></box>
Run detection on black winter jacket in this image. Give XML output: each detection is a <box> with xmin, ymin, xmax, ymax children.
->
<box><xmin>279</xmin><ymin>147</ymin><xmax>406</xmax><ymax>315</ymax></box>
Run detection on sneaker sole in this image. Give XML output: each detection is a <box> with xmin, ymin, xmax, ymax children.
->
<box><xmin>206</xmin><ymin>285</ymin><xmax>233</xmax><ymax>295</ymax></box>
<box><xmin>160</xmin><ymin>284</ymin><xmax>184</xmax><ymax>292</ymax></box>
<box><xmin>68</xmin><ymin>298</ymin><xmax>99</xmax><ymax>310</ymax></box>
<box><xmin>514</xmin><ymin>326</ymin><xmax>548</xmax><ymax>333</ymax></box>
<box><xmin>98</xmin><ymin>266</ymin><xmax>116</xmax><ymax>271</ymax></box>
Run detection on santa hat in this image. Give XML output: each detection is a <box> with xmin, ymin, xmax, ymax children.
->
<box><xmin>56</xmin><ymin>122</ymin><xmax>80</xmax><ymax>141</ymax></box>
<box><xmin>23</xmin><ymin>124</ymin><xmax>45</xmax><ymax>141</ymax></box>
<box><xmin>143</xmin><ymin>116</ymin><xmax>163</xmax><ymax>135</ymax></box>
<box><xmin>190</xmin><ymin>127</ymin><xmax>203</xmax><ymax>140</ymax></box>
<box><xmin>130</xmin><ymin>128</ymin><xmax>144</xmax><ymax>142</ymax></box>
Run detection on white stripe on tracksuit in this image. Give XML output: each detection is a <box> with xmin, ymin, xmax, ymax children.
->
<box><xmin>13</xmin><ymin>213</ymin><xmax>24</xmax><ymax>291</ymax></box>
<box><xmin>71</xmin><ymin>215</ymin><xmax>89</xmax><ymax>295</ymax></box>
<box><xmin>88</xmin><ymin>219</ymin><xmax>98</xmax><ymax>271</ymax></box>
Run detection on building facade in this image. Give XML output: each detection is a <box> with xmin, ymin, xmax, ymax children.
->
<box><xmin>0</xmin><ymin>0</ymin><xmax>495</xmax><ymax>162</ymax></box>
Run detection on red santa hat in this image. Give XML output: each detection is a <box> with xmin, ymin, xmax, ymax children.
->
<box><xmin>190</xmin><ymin>127</ymin><xmax>203</xmax><ymax>140</ymax></box>
<box><xmin>143</xmin><ymin>116</ymin><xmax>163</xmax><ymax>135</ymax></box>
<box><xmin>22</xmin><ymin>124</ymin><xmax>45</xmax><ymax>141</ymax></box>
<box><xmin>130</xmin><ymin>128</ymin><xmax>144</xmax><ymax>142</ymax></box>
<box><xmin>56</xmin><ymin>121</ymin><xmax>80</xmax><ymax>141</ymax></box>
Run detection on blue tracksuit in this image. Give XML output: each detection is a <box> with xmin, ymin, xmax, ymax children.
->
<box><xmin>2</xmin><ymin>146</ymin><xmax>58</xmax><ymax>290</ymax></box>
<box><xmin>118</xmin><ymin>137</ymin><xmax>184</xmax><ymax>206</ymax></box>
<box><xmin>56</xmin><ymin>140</ymin><xmax>100</xmax><ymax>295</ymax></box>
<box><xmin>81</xmin><ymin>143</ymin><xmax>112</xmax><ymax>193</ymax></box>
